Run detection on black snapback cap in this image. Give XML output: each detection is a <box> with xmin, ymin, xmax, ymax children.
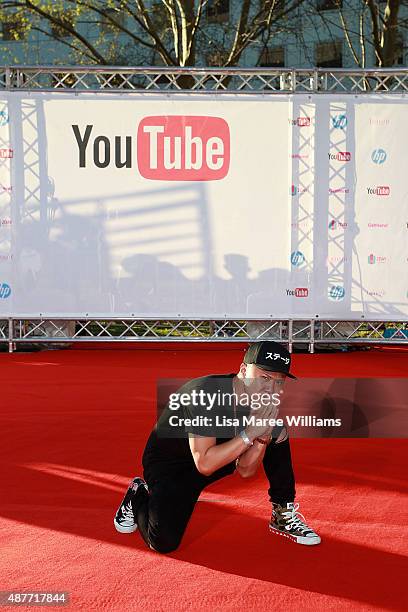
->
<box><xmin>243</xmin><ymin>341</ymin><xmax>297</xmax><ymax>379</ymax></box>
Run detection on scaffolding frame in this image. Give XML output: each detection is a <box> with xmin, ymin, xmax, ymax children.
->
<box><xmin>1</xmin><ymin>66</ymin><xmax>407</xmax><ymax>352</ymax></box>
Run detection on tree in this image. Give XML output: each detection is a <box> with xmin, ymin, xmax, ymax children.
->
<box><xmin>306</xmin><ymin>0</ymin><xmax>406</xmax><ymax>68</ymax></box>
<box><xmin>364</xmin><ymin>0</ymin><xmax>402</xmax><ymax>67</ymax></box>
<box><xmin>0</xmin><ymin>0</ymin><xmax>305</xmax><ymax>68</ymax></box>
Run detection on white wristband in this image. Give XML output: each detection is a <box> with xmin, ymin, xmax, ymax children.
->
<box><xmin>239</xmin><ymin>430</ymin><xmax>253</xmax><ymax>447</ymax></box>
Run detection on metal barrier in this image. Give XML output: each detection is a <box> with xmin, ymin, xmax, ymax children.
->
<box><xmin>1</xmin><ymin>66</ymin><xmax>407</xmax><ymax>352</ymax></box>
<box><xmin>1</xmin><ymin>66</ymin><xmax>408</xmax><ymax>93</ymax></box>
<box><xmin>1</xmin><ymin>318</ymin><xmax>407</xmax><ymax>354</ymax></box>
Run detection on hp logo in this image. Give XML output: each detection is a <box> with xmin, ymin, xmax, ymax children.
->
<box><xmin>329</xmin><ymin>285</ymin><xmax>345</xmax><ymax>300</ymax></box>
<box><xmin>291</xmin><ymin>251</ymin><xmax>305</xmax><ymax>267</ymax></box>
<box><xmin>0</xmin><ymin>283</ymin><xmax>11</xmax><ymax>298</ymax></box>
<box><xmin>0</xmin><ymin>110</ymin><xmax>9</xmax><ymax>127</ymax></box>
<box><xmin>332</xmin><ymin>115</ymin><xmax>347</xmax><ymax>129</ymax></box>
<box><xmin>371</xmin><ymin>149</ymin><xmax>387</xmax><ymax>164</ymax></box>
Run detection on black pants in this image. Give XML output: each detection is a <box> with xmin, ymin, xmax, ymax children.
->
<box><xmin>135</xmin><ymin>437</ymin><xmax>296</xmax><ymax>554</ymax></box>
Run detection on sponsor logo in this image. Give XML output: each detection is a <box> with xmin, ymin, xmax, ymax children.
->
<box><xmin>328</xmin><ymin>285</ymin><xmax>345</xmax><ymax>300</ymax></box>
<box><xmin>328</xmin><ymin>256</ymin><xmax>348</xmax><ymax>264</ymax></box>
<box><xmin>0</xmin><ymin>184</ymin><xmax>12</xmax><ymax>193</ymax></box>
<box><xmin>72</xmin><ymin>117</ymin><xmax>230</xmax><ymax>181</ymax></box>
<box><xmin>371</xmin><ymin>148</ymin><xmax>387</xmax><ymax>164</ymax></box>
<box><xmin>291</xmin><ymin>153</ymin><xmax>309</xmax><ymax>159</ymax></box>
<box><xmin>368</xmin><ymin>222</ymin><xmax>389</xmax><ymax>229</ymax></box>
<box><xmin>0</xmin><ymin>218</ymin><xmax>12</xmax><ymax>226</ymax></box>
<box><xmin>291</xmin><ymin>251</ymin><xmax>305</xmax><ymax>267</ymax></box>
<box><xmin>369</xmin><ymin>118</ymin><xmax>390</xmax><ymax>126</ymax></box>
<box><xmin>367</xmin><ymin>185</ymin><xmax>390</xmax><ymax>196</ymax></box>
<box><xmin>0</xmin><ymin>254</ymin><xmax>12</xmax><ymax>261</ymax></box>
<box><xmin>291</xmin><ymin>221</ymin><xmax>312</xmax><ymax>229</ymax></box>
<box><xmin>291</xmin><ymin>184</ymin><xmax>309</xmax><ymax>196</ymax></box>
<box><xmin>367</xmin><ymin>289</ymin><xmax>385</xmax><ymax>297</ymax></box>
<box><xmin>286</xmin><ymin>287</ymin><xmax>309</xmax><ymax>297</ymax></box>
<box><xmin>0</xmin><ymin>149</ymin><xmax>13</xmax><ymax>159</ymax></box>
<box><xmin>328</xmin><ymin>152</ymin><xmax>351</xmax><ymax>161</ymax></box>
<box><xmin>368</xmin><ymin>253</ymin><xmax>387</xmax><ymax>264</ymax></box>
<box><xmin>289</xmin><ymin>117</ymin><xmax>311</xmax><ymax>127</ymax></box>
<box><xmin>332</xmin><ymin>114</ymin><xmax>347</xmax><ymax>129</ymax></box>
<box><xmin>0</xmin><ymin>110</ymin><xmax>9</xmax><ymax>126</ymax></box>
<box><xmin>329</xmin><ymin>187</ymin><xmax>349</xmax><ymax>194</ymax></box>
<box><xmin>329</xmin><ymin>220</ymin><xmax>348</xmax><ymax>229</ymax></box>
<box><xmin>0</xmin><ymin>283</ymin><xmax>11</xmax><ymax>298</ymax></box>
<box><xmin>138</xmin><ymin>116</ymin><xmax>230</xmax><ymax>181</ymax></box>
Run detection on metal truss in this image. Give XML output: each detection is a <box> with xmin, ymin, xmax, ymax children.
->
<box><xmin>1</xmin><ymin>66</ymin><xmax>407</xmax><ymax>351</ymax></box>
<box><xmin>1</xmin><ymin>66</ymin><xmax>408</xmax><ymax>93</ymax></box>
<box><xmin>1</xmin><ymin>318</ymin><xmax>407</xmax><ymax>353</ymax></box>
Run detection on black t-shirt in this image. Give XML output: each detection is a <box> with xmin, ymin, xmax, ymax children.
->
<box><xmin>142</xmin><ymin>374</ymin><xmax>248</xmax><ymax>478</ymax></box>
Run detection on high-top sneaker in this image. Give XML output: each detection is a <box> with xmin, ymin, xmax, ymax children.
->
<box><xmin>114</xmin><ymin>477</ymin><xmax>148</xmax><ymax>534</ymax></box>
<box><xmin>269</xmin><ymin>502</ymin><xmax>321</xmax><ymax>545</ymax></box>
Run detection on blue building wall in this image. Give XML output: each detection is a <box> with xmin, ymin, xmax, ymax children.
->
<box><xmin>0</xmin><ymin>1</ymin><xmax>406</xmax><ymax>69</ymax></box>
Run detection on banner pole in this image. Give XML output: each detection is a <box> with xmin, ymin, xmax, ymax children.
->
<box><xmin>8</xmin><ymin>318</ymin><xmax>14</xmax><ymax>353</ymax></box>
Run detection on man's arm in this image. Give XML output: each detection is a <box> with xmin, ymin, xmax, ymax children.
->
<box><xmin>235</xmin><ymin>426</ymin><xmax>289</xmax><ymax>477</ymax></box>
<box><xmin>189</xmin><ymin>434</ymin><xmax>273</xmax><ymax>478</ymax></box>
<box><xmin>188</xmin><ymin>401</ymin><xmax>279</xmax><ymax>476</ymax></box>
<box><xmin>235</xmin><ymin>440</ymin><xmax>267</xmax><ymax>478</ymax></box>
<box><xmin>189</xmin><ymin>434</ymin><xmax>249</xmax><ymax>476</ymax></box>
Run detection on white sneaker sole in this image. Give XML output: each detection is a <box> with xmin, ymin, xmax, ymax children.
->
<box><xmin>269</xmin><ymin>524</ymin><xmax>321</xmax><ymax>545</ymax></box>
<box><xmin>114</xmin><ymin>518</ymin><xmax>138</xmax><ymax>534</ymax></box>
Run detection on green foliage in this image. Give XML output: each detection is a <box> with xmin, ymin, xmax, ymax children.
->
<box><xmin>149</xmin><ymin>2</ymin><xmax>172</xmax><ymax>40</ymax></box>
<box><xmin>0</xmin><ymin>9</ymin><xmax>31</xmax><ymax>41</ymax></box>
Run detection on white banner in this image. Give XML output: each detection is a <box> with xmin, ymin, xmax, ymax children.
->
<box><xmin>0</xmin><ymin>91</ymin><xmax>407</xmax><ymax>319</ymax></box>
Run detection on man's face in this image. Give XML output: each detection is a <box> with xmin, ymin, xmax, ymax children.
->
<box><xmin>240</xmin><ymin>363</ymin><xmax>287</xmax><ymax>395</ymax></box>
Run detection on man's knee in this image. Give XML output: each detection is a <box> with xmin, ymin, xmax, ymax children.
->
<box><xmin>147</xmin><ymin>525</ymin><xmax>183</xmax><ymax>554</ymax></box>
<box><xmin>148</xmin><ymin>536</ymin><xmax>181</xmax><ymax>554</ymax></box>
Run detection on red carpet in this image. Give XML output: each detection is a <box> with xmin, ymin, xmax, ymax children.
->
<box><xmin>0</xmin><ymin>345</ymin><xmax>407</xmax><ymax>611</ymax></box>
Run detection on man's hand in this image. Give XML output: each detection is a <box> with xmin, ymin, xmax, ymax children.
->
<box><xmin>257</xmin><ymin>425</ymin><xmax>288</xmax><ymax>445</ymax></box>
<box><xmin>244</xmin><ymin>399</ymin><xmax>280</xmax><ymax>441</ymax></box>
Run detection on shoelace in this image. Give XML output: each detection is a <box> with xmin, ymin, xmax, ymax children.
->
<box><xmin>282</xmin><ymin>503</ymin><xmax>313</xmax><ymax>534</ymax></box>
<box><xmin>120</xmin><ymin>501</ymin><xmax>133</xmax><ymax>523</ymax></box>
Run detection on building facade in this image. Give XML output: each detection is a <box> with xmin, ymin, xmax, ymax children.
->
<box><xmin>0</xmin><ymin>1</ymin><xmax>406</xmax><ymax>70</ymax></box>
